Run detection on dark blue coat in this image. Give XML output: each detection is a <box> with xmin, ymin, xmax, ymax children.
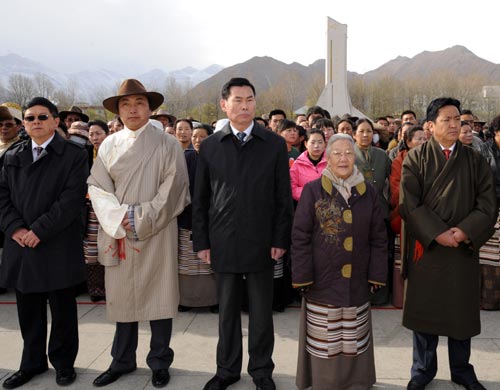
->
<box><xmin>0</xmin><ymin>132</ymin><xmax>89</xmax><ymax>293</ymax></box>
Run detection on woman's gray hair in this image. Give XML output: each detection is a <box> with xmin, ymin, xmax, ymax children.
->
<box><xmin>325</xmin><ymin>133</ymin><xmax>355</xmax><ymax>157</ymax></box>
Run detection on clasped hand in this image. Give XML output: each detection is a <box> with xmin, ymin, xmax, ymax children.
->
<box><xmin>12</xmin><ymin>228</ymin><xmax>41</xmax><ymax>248</ymax></box>
<box><xmin>435</xmin><ymin>227</ymin><xmax>468</xmax><ymax>247</ymax></box>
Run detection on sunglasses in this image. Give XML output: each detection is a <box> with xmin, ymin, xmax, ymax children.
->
<box><xmin>24</xmin><ymin>114</ymin><xmax>51</xmax><ymax>122</ymax></box>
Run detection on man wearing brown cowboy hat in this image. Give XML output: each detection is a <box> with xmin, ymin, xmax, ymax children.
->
<box><xmin>59</xmin><ymin>106</ymin><xmax>89</xmax><ymax>129</ymax></box>
<box><xmin>150</xmin><ymin>109</ymin><xmax>177</xmax><ymax>130</ymax></box>
<box><xmin>88</xmin><ymin>79</ymin><xmax>190</xmax><ymax>388</ymax></box>
<box><xmin>0</xmin><ymin>106</ymin><xmax>22</xmax><ymax>158</ymax></box>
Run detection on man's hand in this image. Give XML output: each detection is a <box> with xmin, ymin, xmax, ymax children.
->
<box><xmin>435</xmin><ymin>229</ymin><xmax>459</xmax><ymax>247</ymax></box>
<box><xmin>271</xmin><ymin>247</ymin><xmax>286</xmax><ymax>261</ymax></box>
<box><xmin>450</xmin><ymin>227</ymin><xmax>468</xmax><ymax>243</ymax></box>
<box><xmin>11</xmin><ymin>228</ymin><xmax>29</xmax><ymax>247</ymax></box>
<box><xmin>121</xmin><ymin>215</ymin><xmax>132</xmax><ymax>231</ymax></box>
<box><xmin>22</xmin><ymin>230</ymin><xmax>41</xmax><ymax>248</ymax></box>
<box><xmin>198</xmin><ymin>249</ymin><xmax>211</xmax><ymax>264</ymax></box>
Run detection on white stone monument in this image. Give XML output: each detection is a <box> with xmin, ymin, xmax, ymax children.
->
<box><xmin>316</xmin><ymin>17</ymin><xmax>366</xmax><ymax>118</ymax></box>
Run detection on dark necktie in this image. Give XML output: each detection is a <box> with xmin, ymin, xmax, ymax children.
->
<box><xmin>443</xmin><ymin>149</ymin><xmax>451</xmax><ymax>160</ymax></box>
<box><xmin>236</xmin><ymin>132</ymin><xmax>246</xmax><ymax>144</ymax></box>
<box><xmin>34</xmin><ymin>146</ymin><xmax>44</xmax><ymax>160</ymax></box>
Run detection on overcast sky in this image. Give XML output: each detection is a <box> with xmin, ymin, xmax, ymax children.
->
<box><xmin>2</xmin><ymin>0</ymin><xmax>498</xmax><ymax>76</ymax></box>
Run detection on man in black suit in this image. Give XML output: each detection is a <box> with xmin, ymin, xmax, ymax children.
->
<box><xmin>193</xmin><ymin>78</ymin><xmax>293</xmax><ymax>390</ymax></box>
<box><xmin>0</xmin><ymin>97</ymin><xmax>88</xmax><ymax>389</ymax></box>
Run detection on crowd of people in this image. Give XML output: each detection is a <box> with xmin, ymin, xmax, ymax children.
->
<box><xmin>0</xmin><ymin>77</ymin><xmax>498</xmax><ymax>390</ymax></box>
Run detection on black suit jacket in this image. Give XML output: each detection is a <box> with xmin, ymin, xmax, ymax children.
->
<box><xmin>192</xmin><ymin>122</ymin><xmax>293</xmax><ymax>273</ymax></box>
<box><xmin>0</xmin><ymin>132</ymin><xmax>89</xmax><ymax>292</ymax></box>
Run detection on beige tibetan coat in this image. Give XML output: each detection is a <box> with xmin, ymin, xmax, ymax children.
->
<box><xmin>88</xmin><ymin>125</ymin><xmax>190</xmax><ymax>322</ymax></box>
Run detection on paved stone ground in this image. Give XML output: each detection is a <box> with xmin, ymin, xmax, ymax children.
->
<box><xmin>0</xmin><ymin>292</ymin><xmax>499</xmax><ymax>389</ymax></box>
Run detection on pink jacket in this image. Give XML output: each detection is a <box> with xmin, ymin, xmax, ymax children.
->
<box><xmin>290</xmin><ymin>151</ymin><xmax>327</xmax><ymax>201</ymax></box>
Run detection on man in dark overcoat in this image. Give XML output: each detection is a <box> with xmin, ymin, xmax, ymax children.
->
<box><xmin>0</xmin><ymin>97</ymin><xmax>88</xmax><ymax>389</ymax></box>
<box><xmin>192</xmin><ymin>77</ymin><xmax>293</xmax><ymax>390</ymax></box>
<box><xmin>400</xmin><ymin>97</ymin><xmax>497</xmax><ymax>390</ymax></box>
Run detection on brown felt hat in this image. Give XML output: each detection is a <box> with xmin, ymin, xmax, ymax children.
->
<box><xmin>103</xmin><ymin>79</ymin><xmax>164</xmax><ymax>115</ymax></box>
<box><xmin>1</xmin><ymin>104</ymin><xmax>22</xmax><ymax>122</ymax></box>
<box><xmin>67</xmin><ymin>121</ymin><xmax>89</xmax><ymax>139</ymax></box>
<box><xmin>150</xmin><ymin>108</ymin><xmax>176</xmax><ymax>124</ymax></box>
<box><xmin>59</xmin><ymin>105</ymin><xmax>90</xmax><ymax>123</ymax></box>
<box><xmin>0</xmin><ymin>106</ymin><xmax>14</xmax><ymax>121</ymax></box>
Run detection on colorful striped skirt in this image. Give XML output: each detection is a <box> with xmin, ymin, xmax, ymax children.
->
<box><xmin>296</xmin><ymin>298</ymin><xmax>376</xmax><ymax>389</ymax></box>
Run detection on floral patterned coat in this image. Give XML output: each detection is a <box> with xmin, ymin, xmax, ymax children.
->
<box><xmin>291</xmin><ymin>176</ymin><xmax>388</xmax><ymax>307</ymax></box>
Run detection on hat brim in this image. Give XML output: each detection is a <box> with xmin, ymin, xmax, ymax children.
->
<box><xmin>150</xmin><ymin>113</ymin><xmax>177</xmax><ymax>124</ymax></box>
<box><xmin>103</xmin><ymin>92</ymin><xmax>164</xmax><ymax>115</ymax></box>
<box><xmin>59</xmin><ymin>110</ymin><xmax>90</xmax><ymax>123</ymax></box>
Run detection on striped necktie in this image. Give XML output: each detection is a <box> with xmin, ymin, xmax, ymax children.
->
<box><xmin>236</xmin><ymin>132</ymin><xmax>246</xmax><ymax>143</ymax></box>
<box><xmin>34</xmin><ymin>146</ymin><xmax>43</xmax><ymax>160</ymax></box>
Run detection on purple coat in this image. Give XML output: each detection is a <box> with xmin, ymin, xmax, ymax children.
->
<box><xmin>291</xmin><ymin>175</ymin><xmax>387</xmax><ymax>307</ymax></box>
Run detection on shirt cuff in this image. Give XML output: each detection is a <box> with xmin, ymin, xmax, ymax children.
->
<box><xmin>127</xmin><ymin>205</ymin><xmax>139</xmax><ymax>241</ymax></box>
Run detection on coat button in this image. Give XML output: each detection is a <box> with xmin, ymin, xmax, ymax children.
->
<box><xmin>343</xmin><ymin>237</ymin><xmax>353</xmax><ymax>252</ymax></box>
<box><xmin>341</xmin><ymin>264</ymin><xmax>352</xmax><ymax>278</ymax></box>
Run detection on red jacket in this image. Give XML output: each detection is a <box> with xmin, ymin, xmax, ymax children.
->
<box><xmin>289</xmin><ymin>151</ymin><xmax>327</xmax><ymax>201</ymax></box>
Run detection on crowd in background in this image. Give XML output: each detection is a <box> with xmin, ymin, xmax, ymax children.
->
<box><xmin>0</xmin><ymin>82</ymin><xmax>498</xmax><ymax>390</ymax></box>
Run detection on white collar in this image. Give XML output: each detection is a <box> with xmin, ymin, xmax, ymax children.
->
<box><xmin>122</xmin><ymin>122</ymin><xmax>148</xmax><ymax>138</ymax></box>
<box><xmin>230</xmin><ymin>122</ymin><xmax>254</xmax><ymax>139</ymax></box>
<box><xmin>32</xmin><ymin>133</ymin><xmax>55</xmax><ymax>150</ymax></box>
<box><xmin>439</xmin><ymin>142</ymin><xmax>456</xmax><ymax>152</ymax></box>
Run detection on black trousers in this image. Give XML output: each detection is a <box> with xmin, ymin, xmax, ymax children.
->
<box><xmin>15</xmin><ymin>286</ymin><xmax>78</xmax><ymax>373</ymax></box>
<box><xmin>216</xmin><ymin>268</ymin><xmax>275</xmax><ymax>380</ymax></box>
<box><xmin>110</xmin><ymin>319</ymin><xmax>173</xmax><ymax>372</ymax></box>
<box><xmin>411</xmin><ymin>331</ymin><xmax>478</xmax><ymax>385</ymax></box>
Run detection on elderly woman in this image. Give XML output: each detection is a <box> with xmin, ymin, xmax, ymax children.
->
<box><xmin>478</xmin><ymin>115</ymin><xmax>500</xmax><ymax>310</ymax></box>
<box><xmin>292</xmin><ymin>133</ymin><xmax>387</xmax><ymax>390</ymax></box>
<box><xmin>84</xmin><ymin>119</ymin><xmax>109</xmax><ymax>301</ymax></box>
<box><xmin>177</xmin><ymin>122</ymin><xmax>218</xmax><ymax>312</ymax></box>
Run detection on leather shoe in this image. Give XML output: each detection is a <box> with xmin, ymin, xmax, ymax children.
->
<box><xmin>90</xmin><ymin>295</ymin><xmax>105</xmax><ymax>302</ymax></box>
<box><xmin>93</xmin><ymin>367</ymin><xmax>136</xmax><ymax>387</ymax></box>
<box><xmin>209</xmin><ymin>305</ymin><xmax>219</xmax><ymax>314</ymax></box>
<box><xmin>254</xmin><ymin>376</ymin><xmax>276</xmax><ymax>390</ymax></box>
<box><xmin>203</xmin><ymin>375</ymin><xmax>240</xmax><ymax>390</ymax></box>
<box><xmin>407</xmin><ymin>379</ymin><xmax>426</xmax><ymax>390</ymax></box>
<box><xmin>56</xmin><ymin>368</ymin><xmax>76</xmax><ymax>386</ymax></box>
<box><xmin>452</xmin><ymin>379</ymin><xmax>487</xmax><ymax>390</ymax></box>
<box><xmin>151</xmin><ymin>369</ymin><xmax>170</xmax><ymax>388</ymax></box>
<box><xmin>3</xmin><ymin>367</ymin><xmax>48</xmax><ymax>389</ymax></box>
